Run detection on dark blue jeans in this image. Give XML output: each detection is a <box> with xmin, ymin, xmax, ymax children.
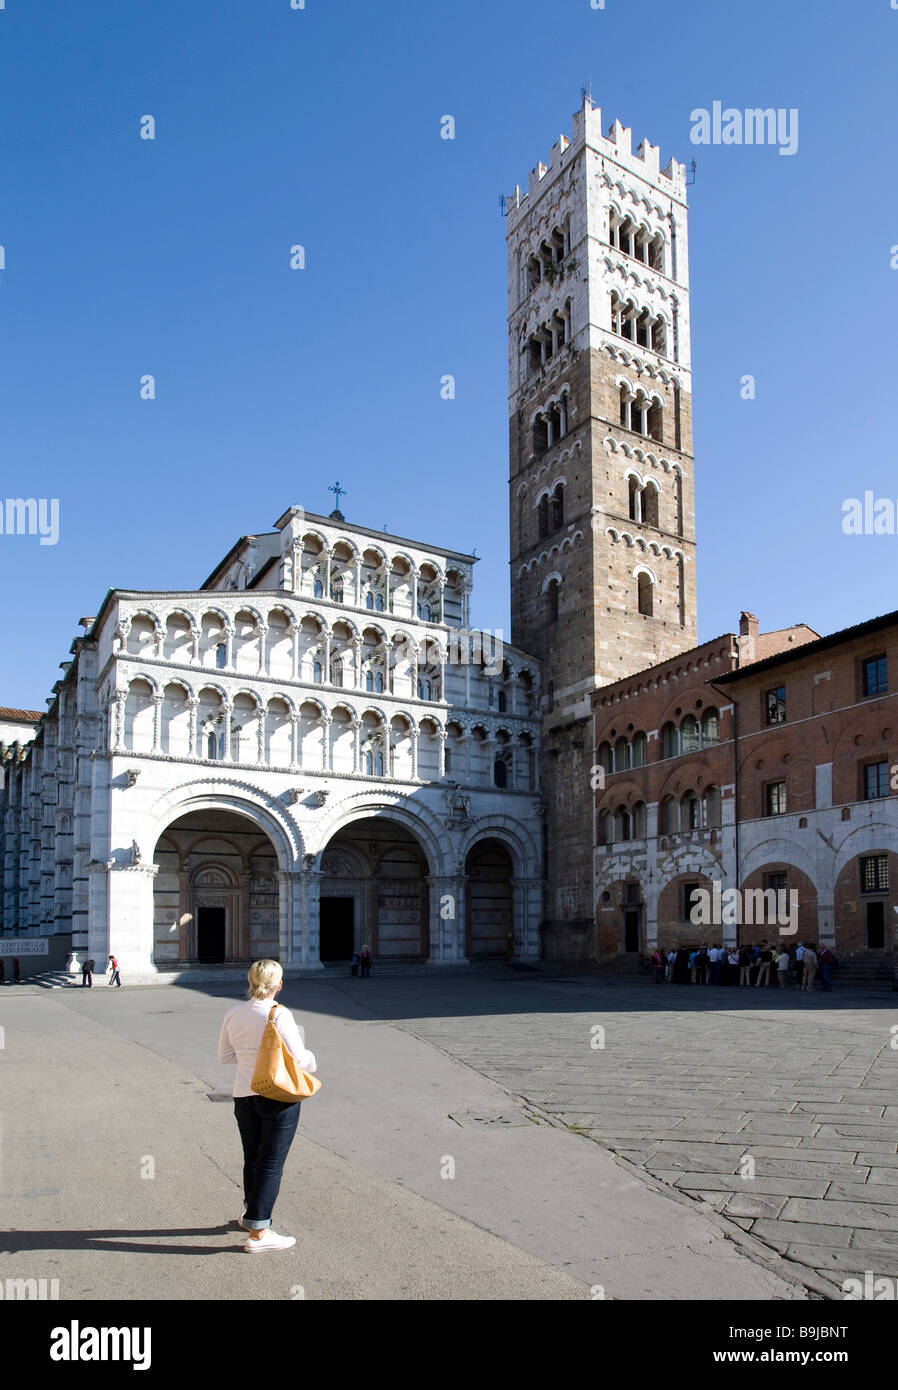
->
<box><xmin>234</xmin><ymin>1095</ymin><xmax>301</xmax><ymax>1229</ymax></box>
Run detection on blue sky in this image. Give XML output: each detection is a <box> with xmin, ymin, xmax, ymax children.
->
<box><xmin>1</xmin><ymin>0</ymin><xmax>897</xmax><ymax>708</ymax></box>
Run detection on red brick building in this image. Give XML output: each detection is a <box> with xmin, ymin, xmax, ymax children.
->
<box><xmin>591</xmin><ymin>610</ymin><xmax>898</xmax><ymax>960</ymax></box>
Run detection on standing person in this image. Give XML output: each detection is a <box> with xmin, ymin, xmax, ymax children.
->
<box><xmin>801</xmin><ymin>944</ymin><xmax>818</xmax><ymax>992</ymax></box>
<box><xmin>755</xmin><ymin>942</ymin><xmax>773</xmax><ymax>988</ymax></box>
<box><xmin>107</xmin><ymin>954</ymin><xmax>122</xmax><ymax>987</ymax></box>
<box><xmin>666</xmin><ymin>947</ymin><xmax>677</xmax><ymax>982</ymax></box>
<box><xmin>775</xmin><ymin>946</ymin><xmax>790</xmax><ymax>987</ymax></box>
<box><xmin>818</xmin><ymin>945</ymin><xmax>835</xmax><ymax>992</ymax></box>
<box><xmin>726</xmin><ymin>947</ymin><xmax>740</xmax><ymax>986</ymax></box>
<box><xmin>738</xmin><ymin>944</ymin><xmax>753</xmax><ymax>987</ymax></box>
<box><xmin>673</xmin><ymin>946</ymin><xmax>690</xmax><ymax>984</ymax></box>
<box><xmin>694</xmin><ymin>945</ymin><xmax>709</xmax><ymax>985</ymax></box>
<box><xmin>81</xmin><ymin>958</ymin><xmax>96</xmax><ymax>988</ymax></box>
<box><xmin>218</xmin><ymin>959</ymin><xmax>318</xmax><ymax>1253</ymax></box>
<box><xmin>359</xmin><ymin>945</ymin><xmax>372</xmax><ymax>979</ymax></box>
<box><xmin>795</xmin><ymin>943</ymin><xmax>805</xmax><ymax>989</ymax></box>
<box><xmin>11</xmin><ymin>957</ymin><xmax>20</xmax><ymax>984</ymax></box>
<box><xmin>709</xmin><ymin>944</ymin><xmax>722</xmax><ymax>986</ymax></box>
<box><xmin>650</xmin><ymin>947</ymin><xmax>665</xmax><ymax>984</ymax></box>
<box><xmin>350</xmin><ymin>951</ymin><xmax>360</xmax><ymax>979</ymax></box>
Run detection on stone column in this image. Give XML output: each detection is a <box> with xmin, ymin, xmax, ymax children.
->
<box><xmin>257</xmin><ymin>624</ymin><xmax>268</xmax><ymax>677</ymax></box>
<box><xmin>290</xmin><ymin>714</ymin><xmax>301</xmax><ymax>769</ymax></box>
<box><xmin>112</xmin><ymin>692</ymin><xmax>127</xmax><ymax>752</ymax></box>
<box><xmin>513</xmin><ymin>877</ymin><xmax>542</xmax><ymax>962</ymax></box>
<box><xmin>152</xmin><ymin>695</ymin><xmax>164</xmax><ymax>753</ymax></box>
<box><xmin>354</xmin><ymin>558</ymin><xmax>363</xmax><ymax>607</ymax></box>
<box><xmin>352</xmin><ymin>717</ymin><xmax>362</xmax><ymax>775</ymax></box>
<box><xmin>302</xmin><ymin>864</ymin><xmax>324</xmax><ymax>968</ymax></box>
<box><xmin>410</xmin><ymin>727</ymin><xmax>419</xmax><ymax>781</ymax></box>
<box><xmin>426</xmin><ymin>874</ymin><xmax>467</xmax><ymax>964</ymax></box>
<box><xmin>321</xmin><ymin>713</ymin><xmax>332</xmax><ymax>772</ymax></box>
<box><xmin>222</xmin><ymin>701</ymin><xmax>233</xmax><ymax>762</ymax></box>
<box><xmin>188</xmin><ymin>697</ymin><xmax>199</xmax><ymax>758</ymax></box>
<box><xmin>437</xmin><ymin>729</ymin><xmax>447</xmax><ymax>779</ymax></box>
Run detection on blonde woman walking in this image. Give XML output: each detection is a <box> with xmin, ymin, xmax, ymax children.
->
<box><xmin>218</xmin><ymin>960</ymin><xmax>317</xmax><ymax>1253</ymax></box>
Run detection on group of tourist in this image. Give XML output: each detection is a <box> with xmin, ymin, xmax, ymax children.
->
<box><xmin>648</xmin><ymin>942</ymin><xmax>836</xmax><ymax>992</ymax></box>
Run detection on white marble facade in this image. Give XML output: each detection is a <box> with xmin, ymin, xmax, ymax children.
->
<box><xmin>0</xmin><ymin>508</ymin><xmax>543</xmax><ymax>979</ymax></box>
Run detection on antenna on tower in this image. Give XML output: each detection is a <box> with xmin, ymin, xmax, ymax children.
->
<box><xmin>580</xmin><ymin>81</ymin><xmax>593</xmax><ymax>107</ymax></box>
<box><xmin>498</xmin><ymin>194</ymin><xmax>508</xmax><ymax>217</ymax></box>
<box><xmin>686</xmin><ymin>160</ymin><xmax>697</xmax><ymax>186</ymax></box>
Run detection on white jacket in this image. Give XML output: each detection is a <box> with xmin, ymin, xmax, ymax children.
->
<box><xmin>218</xmin><ymin>997</ymin><xmax>318</xmax><ymax>1099</ymax></box>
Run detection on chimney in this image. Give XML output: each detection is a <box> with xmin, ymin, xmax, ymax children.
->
<box><xmin>738</xmin><ymin>612</ymin><xmax>758</xmax><ymax>664</ymax></box>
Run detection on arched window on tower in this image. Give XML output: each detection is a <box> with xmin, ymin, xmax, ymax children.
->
<box><xmin>647</xmin><ymin>399</ymin><xmax>663</xmax><ymax>443</ymax></box>
<box><xmin>551</xmin><ymin>483</ymin><xmax>564</xmax><ymax>530</ymax></box>
<box><xmin>637</xmin><ymin>572</ymin><xmax>654</xmax><ymax>617</ymax></box>
<box><xmin>547</xmin><ymin>579</ymin><xmax>560</xmax><ymax>623</ymax></box>
<box><xmin>533</xmin><ymin>415</ymin><xmax>549</xmax><ymax>453</ymax></box>
<box><xmin>628</xmin><ymin>477</ymin><xmax>641</xmax><ymax>523</ymax></box>
<box><xmin>538</xmin><ymin>494</ymin><xmax>549</xmax><ymax>538</ymax></box>
<box><xmin>643</xmin><ymin>482</ymin><xmax>659</xmax><ymax>529</ymax></box>
<box><xmin>494</xmin><ymin>758</ymin><xmax>508</xmax><ymax>789</ymax></box>
<box><xmin>313</xmin><ymin>578</ymin><xmax>324</xmax><ymax>599</ymax></box>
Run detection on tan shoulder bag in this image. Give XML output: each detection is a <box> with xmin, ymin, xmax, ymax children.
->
<box><xmin>251</xmin><ymin>1004</ymin><xmax>322</xmax><ymax>1103</ymax></box>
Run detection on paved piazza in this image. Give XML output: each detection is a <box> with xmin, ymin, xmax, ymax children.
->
<box><xmin>389</xmin><ymin>970</ymin><xmax>898</xmax><ymax>1286</ymax></box>
<box><xmin>3</xmin><ymin>967</ymin><xmax>897</xmax><ymax>1300</ymax></box>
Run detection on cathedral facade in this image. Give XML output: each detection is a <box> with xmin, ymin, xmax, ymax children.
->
<box><xmin>0</xmin><ymin>508</ymin><xmax>543</xmax><ymax>978</ymax></box>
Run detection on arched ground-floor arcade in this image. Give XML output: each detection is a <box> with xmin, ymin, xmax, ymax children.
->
<box><xmin>83</xmin><ymin>783</ymin><xmax>542</xmax><ymax>978</ymax></box>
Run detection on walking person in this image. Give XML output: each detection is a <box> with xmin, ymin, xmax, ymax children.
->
<box><xmin>350</xmin><ymin>951</ymin><xmax>360</xmax><ymax>979</ymax></box>
<box><xmin>107</xmin><ymin>954</ymin><xmax>122</xmax><ymax>987</ymax></box>
<box><xmin>775</xmin><ymin>947</ymin><xmax>790</xmax><ymax>987</ymax></box>
<box><xmin>218</xmin><ymin>959</ymin><xmax>318</xmax><ymax>1253</ymax></box>
<box><xmin>801</xmin><ymin>944</ymin><xmax>818</xmax><ymax>992</ymax></box>
<box><xmin>650</xmin><ymin>947</ymin><xmax>665</xmax><ymax>984</ymax></box>
<box><xmin>359</xmin><ymin>945</ymin><xmax>372</xmax><ymax>979</ymax></box>
<box><xmin>81</xmin><ymin>958</ymin><xmax>96</xmax><ymax>988</ymax></box>
<box><xmin>755</xmin><ymin>941</ymin><xmax>773</xmax><ymax>988</ymax></box>
<box><xmin>738</xmin><ymin>944</ymin><xmax>753</xmax><ymax>987</ymax></box>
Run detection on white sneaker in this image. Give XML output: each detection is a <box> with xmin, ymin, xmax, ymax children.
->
<box><xmin>244</xmin><ymin>1229</ymin><xmax>296</xmax><ymax>1253</ymax></box>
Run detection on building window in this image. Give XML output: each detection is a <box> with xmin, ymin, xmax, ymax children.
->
<box><xmin>364</xmin><ymin>747</ymin><xmax>385</xmax><ymax>778</ymax></box>
<box><xmin>498</xmin><ymin>690</ymin><xmax>507</xmax><ymax>712</ymax></box>
<box><xmin>864</xmin><ymin>762</ymin><xmax>890</xmax><ymax>800</ymax></box>
<box><xmin>863</xmin><ymin>655</ymin><xmax>888</xmax><ymax>697</ymax></box>
<box><xmin>216</xmin><ymin>643</ymin><xmax>227</xmax><ymax>669</ymax></box>
<box><xmin>701</xmin><ymin>708</ymin><xmax>720</xmax><ymax>745</ymax></box>
<box><xmin>765</xmin><ymin>687</ymin><xmax>786</xmax><ymax>725</ymax></box>
<box><xmin>494</xmin><ymin>758</ymin><xmax>508</xmax><ymax>789</ymax></box>
<box><xmin>417</xmin><ymin>677</ymin><xmax>432</xmax><ymax>700</ymax></box>
<box><xmin>313</xmin><ymin>579</ymin><xmax>324</xmax><ymax>599</ymax></box>
<box><xmin>313</xmin><ymin>660</ymin><xmax>323</xmax><ymax>684</ymax></box>
<box><xmin>551</xmin><ymin>484</ymin><xmax>565</xmax><ymax>530</ymax></box>
<box><xmin>661</xmin><ymin>722</ymin><xmax>679</xmax><ymax>759</ymax></box>
<box><xmin>680</xmin><ymin>715</ymin><xmax>699</xmax><ymax>754</ymax></box>
<box><xmin>765</xmin><ymin>781</ymin><xmax>787</xmax><ymax>816</ymax></box>
<box><xmin>637</xmin><ymin>572</ymin><xmax>653</xmax><ymax>617</ymax></box>
<box><xmin>331</xmin><ymin>577</ymin><xmax>344</xmax><ymax>603</ymax></box>
<box><xmin>861</xmin><ymin>854</ymin><xmax>889</xmax><ymax>894</ymax></box>
<box><xmin>538</xmin><ymin>495</ymin><xmax>549</xmax><ymax>538</ymax></box>
<box><xmin>765</xmin><ymin>871</ymin><xmax>788</xmax><ymax>895</ymax></box>
<box><xmin>548</xmin><ymin>581</ymin><xmax>560</xmax><ymax>623</ymax></box>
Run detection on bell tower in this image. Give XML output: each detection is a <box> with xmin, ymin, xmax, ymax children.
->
<box><xmin>506</xmin><ymin>99</ymin><xmax>698</xmax><ymax>956</ymax></box>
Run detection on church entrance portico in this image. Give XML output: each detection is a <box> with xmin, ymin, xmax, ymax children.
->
<box><xmin>153</xmin><ymin>807</ymin><xmax>287</xmax><ymax>969</ymax></box>
<box><xmin>318</xmin><ymin>818</ymin><xmax>431</xmax><ymax>963</ymax></box>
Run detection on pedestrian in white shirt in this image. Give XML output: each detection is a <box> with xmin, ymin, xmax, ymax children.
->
<box><xmin>218</xmin><ymin>959</ymin><xmax>318</xmax><ymax>1253</ymax></box>
<box><xmin>775</xmin><ymin>949</ymin><xmax>790</xmax><ymax>987</ymax></box>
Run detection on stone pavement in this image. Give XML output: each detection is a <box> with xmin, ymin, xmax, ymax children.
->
<box><xmin>0</xmin><ymin>972</ymin><xmax>825</xmax><ymax>1302</ymax></box>
<box><xmin>380</xmin><ymin>971</ymin><xmax>898</xmax><ymax>1289</ymax></box>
